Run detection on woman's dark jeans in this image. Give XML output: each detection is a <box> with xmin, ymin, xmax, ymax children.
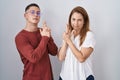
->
<box><xmin>59</xmin><ymin>75</ymin><xmax>94</xmax><ymax>80</ymax></box>
<box><xmin>86</xmin><ymin>75</ymin><xmax>94</xmax><ymax>80</ymax></box>
<box><xmin>59</xmin><ymin>76</ymin><xmax>62</xmax><ymax>80</ymax></box>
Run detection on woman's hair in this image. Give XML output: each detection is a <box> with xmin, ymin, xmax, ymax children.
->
<box><xmin>25</xmin><ymin>3</ymin><xmax>40</xmax><ymax>12</ymax></box>
<box><xmin>68</xmin><ymin>6</ymin><xmax>90</xmax><ymax>46</ymax></box>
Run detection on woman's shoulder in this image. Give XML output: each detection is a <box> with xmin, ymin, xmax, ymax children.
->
<box><xmin>86</xmin><ymin>31</ymin><xmax>94</xmax><ymax>37</ymax></box>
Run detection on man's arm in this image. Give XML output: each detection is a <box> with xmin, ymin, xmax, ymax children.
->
<box><xmin>15</xmin><ymin>35</ymin><xmax>49</xmax><ymax>63</ymax></box>
<box><xmin>47</xmin><ymin>37</ymin><xmax>58</xmax><ymax>56</ymax></box>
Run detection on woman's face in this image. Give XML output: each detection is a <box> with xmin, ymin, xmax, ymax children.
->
<box><xmin>71</xmin><ymin>12</ymin><xmax>84</xmax><ymax>32</ymax></box>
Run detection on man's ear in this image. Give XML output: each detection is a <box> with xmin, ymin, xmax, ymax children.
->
<box><xmin>24</xmin><ymin>13</ymin><xmax>28</xmax><ymax>20</ymax></box>
<box><xmin>24</xmin><ymin>13</ymin><xmax>26</xmax><ymax>18</ymax></box>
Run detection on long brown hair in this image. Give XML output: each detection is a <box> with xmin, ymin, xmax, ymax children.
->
<box><xmin>68</xmin><ymin>6</ymin><xmax>90</xmax><ymax>46</ymax></box>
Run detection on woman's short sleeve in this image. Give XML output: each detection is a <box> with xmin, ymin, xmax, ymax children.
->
<box><xmin>81</xmin><ymin>31</ymin><xmax>96</xmax><ymax>48</ymax></box>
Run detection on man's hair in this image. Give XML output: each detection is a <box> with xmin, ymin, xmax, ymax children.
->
<box><xmin>25</xmin><ymin>3</ymin><xmax>40</xmax><ymax>12</ymax></box>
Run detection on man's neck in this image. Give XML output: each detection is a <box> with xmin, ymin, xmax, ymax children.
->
<box><xmin>24</xmin><ymin>23</ymin><xmax>38</xmax><ymax>32</ymax></box>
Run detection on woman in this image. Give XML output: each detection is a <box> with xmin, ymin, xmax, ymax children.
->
<box><xmin>58</xmin><ymin>6</ymin><xmax>96</xmax><ymax>80</ymax></box>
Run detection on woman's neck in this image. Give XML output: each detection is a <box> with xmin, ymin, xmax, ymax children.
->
<box><xmin>73</xmin><ymin>29</ymin><xmax>81</xmax><ymax>37</ymax></box>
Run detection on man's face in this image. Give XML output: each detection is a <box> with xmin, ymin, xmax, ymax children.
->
<box><xmin>25</xmin><ymin>6</ymin><xmax>40</xmax><ymax>24</ymax></box>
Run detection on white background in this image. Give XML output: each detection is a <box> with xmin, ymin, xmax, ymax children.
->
<box><xmin>0</xmin><ymin>0</ymin><xmax>120</xmax><ymax>80</ymax></box>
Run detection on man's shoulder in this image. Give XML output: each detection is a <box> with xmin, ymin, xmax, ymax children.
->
<box><xmin>15</xmin><ymin>30</ymin><xmax>26</xmax><ymax>39</ymax></box>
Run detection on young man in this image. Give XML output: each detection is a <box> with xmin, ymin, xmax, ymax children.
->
<box><xmin>15</xmin><ymin>3</ymin><xmax>58</xmax><ymax>80</ymax></box>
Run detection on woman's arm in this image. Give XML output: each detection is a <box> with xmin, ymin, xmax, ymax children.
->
<box><xmin>66</xmin><ymin>31</ymin><xmax>95</xmax><ymax>63</ymax></box>
<box><xmin>57</xmin><ymin>41</ymin><xmax>68</xmax><ymax>61</ymax></box>
<box><xmin>67</xmin><ymin>39</ymin><xmax>93</xmax><ymax>63</ymax></box>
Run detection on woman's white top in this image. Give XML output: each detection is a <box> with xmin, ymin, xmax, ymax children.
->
<box><xmin>60</xmin><ymin>31</ymin><xmax>96</xmax><ymax>80</ymax></box>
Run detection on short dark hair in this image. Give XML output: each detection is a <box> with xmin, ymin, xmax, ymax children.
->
<box><xmin>25</xmin><ymin>3</ymin><xmax>40</xmax><ymax>12</ymax></box>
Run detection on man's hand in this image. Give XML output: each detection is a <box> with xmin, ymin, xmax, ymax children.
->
<box><xmin>40</xmin><ymin>21</ymin><xmax>51</xmax><ymax>37</ymax></box>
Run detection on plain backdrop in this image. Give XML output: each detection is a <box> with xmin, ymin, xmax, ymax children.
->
<box><xmin>0</xmin><ymin>0</ymin><xmax>120</xmax><ymax>80</ymax></box>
